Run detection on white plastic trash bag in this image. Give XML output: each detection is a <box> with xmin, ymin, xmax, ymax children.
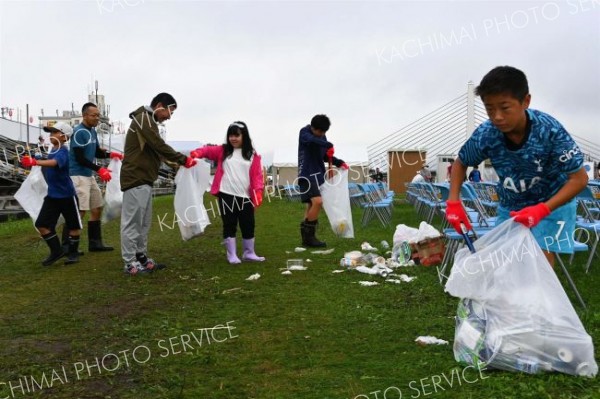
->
<box><xmin>445</xmin><ymin>219</ymin><xmax>598</xmax><ymax>377</ymax></box>
<box><xmin>102</xmin><ymin>158</ymin><xmax>122</xmax><ymax>223</ymax></box>
<box><xmin>14</xmin><ymin>166</ymin><xmax>47</xmax><ymax>225</ymax></box>
<box><xmin>416</xmin><ymin>221</ymin><xmax>441</xmax><ymax>242</ymax></box>
<box><xmin>174</xmin><ymin>161</ymin><xmax>211</xmax><ymax>241</ymax></box>
<box><xmin>320</xmin><ymin>169</ymin><xmax>354</xmax><ymax>238</ymax></box>
<box><xmin>393</xmin><ymin>224</ymin><xmax>420</xmax><ymax>245</ymax></box>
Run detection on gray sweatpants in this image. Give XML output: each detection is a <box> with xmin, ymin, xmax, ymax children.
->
<box><xmin>120</xmin><ymin>185</ymin><xmax>153</xmax><ymax>264</ymax></box>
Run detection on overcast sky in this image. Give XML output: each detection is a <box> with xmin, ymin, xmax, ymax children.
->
<box><xmin>1</xmin><ymin>0</ymin><xmax>598</xmax><ymax>156</ymax></box>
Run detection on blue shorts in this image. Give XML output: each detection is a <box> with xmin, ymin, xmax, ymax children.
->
<box><xmin>496</xmin><ymin>200</ymin><xmax>577</xmax><ymax>254</ymax></box>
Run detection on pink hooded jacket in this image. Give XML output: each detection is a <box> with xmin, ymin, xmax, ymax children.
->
<box><xmin>193</xmin><ymin>145</ymin><xmax>264</xmax><ymax>206</ymax></box>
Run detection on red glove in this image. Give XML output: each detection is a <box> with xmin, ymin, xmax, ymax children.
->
<box><xmin>326</xmin><ymin>147</ymin><xmax>334</xmax><ymax>158</ymax></box>
<box><xmin>97</xmin><ymin>167</ymin><xmax>112</xmax><ymax>182</ymax></box>
<box><xmin>445</xmin><ymin>200</ymin><xmax>472</xmax><ymax>234</ymax></box>
<box><xmin>253</xmin><ymin>190</ymin><xmax>263</xmax><ymax>208</ymax></box>
<box><xmin>184</xmin><ymin>157</ymin><xmax>197</xmax><ymax>168</ymax></box>
<box><xmin>21</xmin><ymin>155</ymin><xmax>37</xmax><ymax>167</ymax></box>
<box><xmin>509</xmin><ymin>203</ymin><xmax>551</xmax><ymax>228</ymax></box>
<box><xmin>190</xmin><ymin>149</ymin><xmax>202</xmax><ymax>158</ymax></box>
<box><xmin>340</xmin><ymin>162</ymin><xmax>349</xmax><ymax>170</ymax></box>
<box><xmin>110</xmin><ymin>151</ymin><xmax>123</xmax><ymax>160</ymax></box>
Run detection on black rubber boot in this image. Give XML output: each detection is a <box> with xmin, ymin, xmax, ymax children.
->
<box><xmin>64</xmin><ymin>236</ymin><xmax>81</xmax><ymax>265</ymax></box>
<box><xmin>62</xmin><ymin>226</ymin><xmax>84</xmax><ymax>256</ymax></box>
<box><xmin>299</xmin><ymin>221</ymin><xmax>308</xmax><ymax>246</ymax></box>
<box><xmin>41</xmin><ymin>233</ymin><xmax>66</xmax><ymax>266</ymax></box>
<box><xmin>88</xmin><ymin>220</ymin><xmax>114</xmax><ymax>252</ymax></box>
<box><xmin>301</xmin><ymin>220</ymin><xmax>326</xmax><ymax>248</ymax></box>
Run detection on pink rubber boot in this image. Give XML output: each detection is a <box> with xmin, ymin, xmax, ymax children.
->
<box><xmin>242</xmin><ymin>238</ymin><xmax>265</xmax><ymax>262</ymax></box>
<box><xmin>223</xmin><ymin>237</ymin><xmax>241</xmax><ymax>264</ymax></box>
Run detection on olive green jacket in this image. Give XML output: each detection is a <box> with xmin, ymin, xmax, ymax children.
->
<box><xmin>120</xmin><ymin>106</ymin><xmax>187</xmax><ymax>191</ymax></box>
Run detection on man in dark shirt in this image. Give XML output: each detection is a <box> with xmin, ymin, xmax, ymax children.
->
<box><xmin>68</xmin><ymin>102</ymin><xmax>123</xmax><ymax>252</ymax></box>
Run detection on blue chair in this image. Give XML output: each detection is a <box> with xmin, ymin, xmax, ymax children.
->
<box><xmin>556</xmin><ymin>240</ymin><xmax>589</xmax><ymax>308</ymax></box>
<box><xmin>357</xmin><ymin>184</ymin><xmax>393</xmax><ymax>227</ymax></box>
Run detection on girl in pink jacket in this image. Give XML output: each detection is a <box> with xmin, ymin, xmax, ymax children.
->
<box><xmin>191</xmin><ymin>122</ymin><xmax>265</xmax><ymax>264</ymax></box>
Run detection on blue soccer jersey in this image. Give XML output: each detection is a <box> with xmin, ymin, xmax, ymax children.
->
<box><xmin>458</xmin><ymin>109</ymin><xmax>583</xmax><ymax>211</ymax></box>
<box><xmin>45</xmin><ymin>146</ymin><xmax>76</xmax><ymax>198</ymax></box>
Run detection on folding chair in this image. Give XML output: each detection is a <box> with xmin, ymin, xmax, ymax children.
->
<box><xmin>460</xmin><ymin>184</ymin><xmax>497</xmax><ymax>227</ymax></box>
<box><xmin>281</xmin><ymin>185</ymin><xmax>301</xmax><ymax>202</ymax></box>
<box><xmin>570</xmin><ymin>220</ymin><xmax>600</xmax><ymax>274</ymax></box>
<box><xmin>357</xmin><ymin>183</ymin><xmax>393</xmax><ymax>227</ymax></box>
<box><xmin>470</xmin><ymin>182</ymin><xmax>498</xmax><ymax>216</ymax></box>
<box><xmin>556</xmin><ymin>241</ymin><xmax>588</xmax><ymax>309</ymax></box>
<box><xmin>576</xmin><ymin>186</ymin><xmax>600</xmax><ymax>222</ymax></box>
<box><xmin>348</xmin><ymin>183</ymin><xmax>366</xmax><ymax>207</ymax></box>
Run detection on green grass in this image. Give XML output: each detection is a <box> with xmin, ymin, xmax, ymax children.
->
<box><xmin>0</xmin><ymin>195</ymin><xmax>599</xmax><ymax>399</ymax></box>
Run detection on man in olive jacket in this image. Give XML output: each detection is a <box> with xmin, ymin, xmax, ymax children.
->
<box><xmin>120</xmin><ymin>92</ymin><xmax>197</xmax><ymax>275</ymax></box>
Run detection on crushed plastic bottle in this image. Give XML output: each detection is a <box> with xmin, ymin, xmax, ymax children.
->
<box><xmin>381</xmin><ymin>240</ymin><xmax>390</xmax><ymax>249</ymax></box>
<box><xmin>392</xmin><ymin>241</ymin><xmax>412</xmax><ymax>265</ymax></box>
<box><xmin>515</xmin><ymin>355</ymin><xmax>540</xmax><ymax>374</ymax></box>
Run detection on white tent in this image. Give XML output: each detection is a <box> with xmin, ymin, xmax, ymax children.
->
<box><xmin>272</xmin><ymin>145</ymin><xmax>370</xmax><ymax>186</ymax></box>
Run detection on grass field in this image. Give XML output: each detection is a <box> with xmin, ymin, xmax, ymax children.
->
<box><xmin>0</xmin><ymin>193</ymin><xmax>599</xmax><ymax>399</ymax></box>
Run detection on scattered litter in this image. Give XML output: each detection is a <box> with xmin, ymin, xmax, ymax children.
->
<box><xmin>340</xmin><ymin>251</ymin><xmax>367</xmax><ymax>268</ymax></box>
<box><xmin>311</xmin><ymin>248</ymin><xmax>335</xmax><ymax>255</ymax></box>
<box><xmin>281</xmin><ymin>270</ymin><xmax>292</xmax><ymax>275</ymax></box>
<box><xmin>285</xmin><ymin>251</ymin><xmax>292</xmax><ymax>254</ymax></box>
<box><xmin>332</xmin><ymin>270</ymin><xmax>345</xmax><ymax>274</ymax></box>
<box><xmin>386</xmin><ymin>279</ymin><xmax>402</xmax><ymax>284</ymax></box>
<box><xmin>415</xmin><ymin>336</ymin><xmax>449</xmax><ymax>346</ymax></box>
<box><xmin>355</xmin><ymin>264</ymin><xmax>392</xmax><ymax>277</ymax></box>
<box><xmin>361</xmin><ymin>242</ymin><xmax>378</xmax><ymax>251</ymax></box>
<box><xmin>246</xmin><ymin>273</ymin><xmax>261</xmax><ymax>281</ymax></box>
<box><xmin>288</xmin><ymin>265</ymin><xmax>307</xmax><ymax>271</ymax></box>
<box><xmin>294</xmin><ymin>247</ymin><xmax>307</xmax><ymax>252</ymax></box>
<box><xmin>388</xmin><ymin>273</ymin><xmax>416</xmax><ymax>282</ymax></box>
<box><xmin>287</xmin><ymin>259</ymin><xmax>304</xmax><ymax>269</ymax></box>
<box><xmin>305</xmin><ymin>259</ymin><xmax>312</xmax><ymax>262</ymax></box>
<box><xmin>380</xmin><ymin>240</ymin><xmax>390</xmax><ymax>249</ymax></box>
<box><xmin>358</xmin><ymin>281</ymin><xmax>379</xmax><ymax>286</ymax></box>
<box><xmin>222</xmin><ymin>287</ymin><xmax>242</xmax><ymax>294</ymax></box>
<box><xmin>355</xmin><ymin>266</ymin><xmax>380</xmax><ymax>275</ymax></box>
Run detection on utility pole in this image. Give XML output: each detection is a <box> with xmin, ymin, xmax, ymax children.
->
<box><xmin>26</xmin><ymin>104</ymin><xmax>30</xmax><ymax>144</ymax></box>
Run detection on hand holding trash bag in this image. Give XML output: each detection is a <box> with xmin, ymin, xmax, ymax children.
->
<box><xmin>184</xmin><ymin>157</ymin><xmax>197</xmax><ymax>169</ymax></box>
<box><xmin>326</xmin><ymin>147</ymin><xmax>334</xmax><ymax>158</ymax></box>
<box><xmin>340</xmin><ymin>162</ymin><xmax>349</xmax><ymax>170</ymax></box>
<box><xmin>20</xmin><ymin>155</ymin><xmax>37</xmax><ymax>167</ymax></box>
<box><xmin>445</xmin><ymin>200</ymin><xmax>472</xmax><ymax>233</ymax></box>
<box><xmin>97</xmin><ymin>167</ymin><xmax>112</xmax><ymax>182</ymax></box>
<box><xmin>510</xmin><ymin>203</ymin><xmax>551</xmax><ymax>228</ymax></box>
<box><xmin>109</xmin><ymin>152</ymin><xmax>124</xmax><ymax>160</ymax></box>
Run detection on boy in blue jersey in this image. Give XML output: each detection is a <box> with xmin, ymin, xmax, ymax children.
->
<box><xmin>445</xmin><ymin>66</ymin><xmax>588</xmax><ymax>266</ymax></box>
<box><xmin>297</xmin><ymin>114</ymin><xmax>348</xmax><ymax>247</ymax></box>
<box><xmin>21</xmin><ymin>122</ymin><xmax>83</xmax><ymax>266</ymax></box>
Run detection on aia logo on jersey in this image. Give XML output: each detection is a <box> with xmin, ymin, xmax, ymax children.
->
<box><xmin>559</xmin><ymin>146</ymin><xmax>581</xmax><ymax>163</ymax></box>
<box><xmin>503</xmin><ymin>176</ymin><xmax>542</xmax><ymax>193</ymax></box>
